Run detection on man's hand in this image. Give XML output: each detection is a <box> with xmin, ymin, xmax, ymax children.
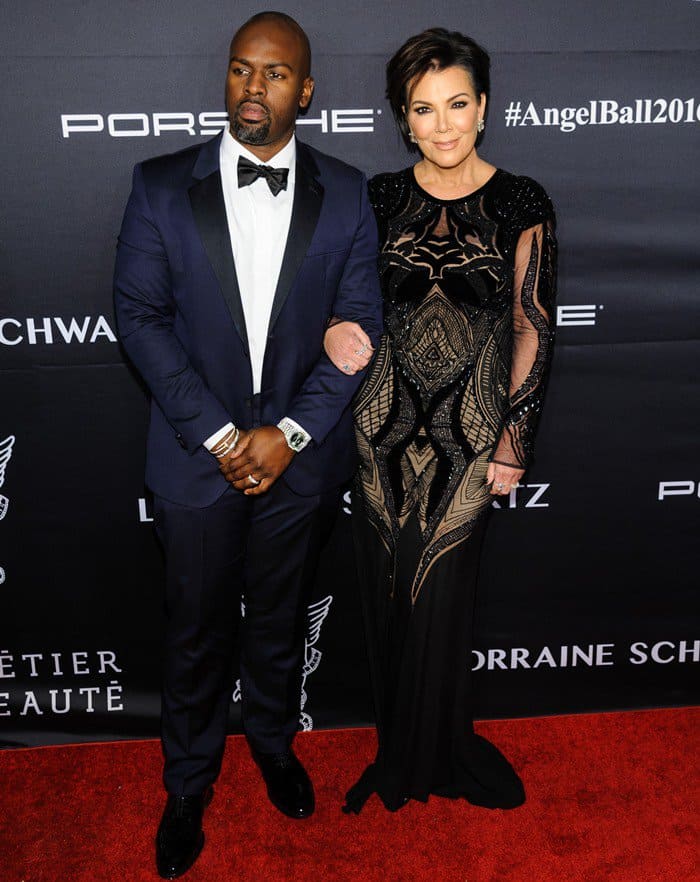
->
<box><xmin>486</xmin><ymin>461</ymin><xmax>525</xmax><ymax>496</ymax></box>
<box><xmin>323</xmin><ymin>320</ymin><xmax>374</xmax><ymax>375</ymax></box>
<box><xmin>218</xmin><ymin>426</ymin><xmax>294</xmax><ymax>496</ymax></box>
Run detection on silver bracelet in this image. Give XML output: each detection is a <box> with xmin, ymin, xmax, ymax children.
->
<box><xmin>213</xmin><ymin>426</ymin><xmax>239</xmax><ymax>458</ymax></box>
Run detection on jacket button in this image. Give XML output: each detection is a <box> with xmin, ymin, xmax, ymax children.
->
<box><xmin>176</xmin><ymin>433</ymin><xmax>187</xmax><ymax>450</ymax></box>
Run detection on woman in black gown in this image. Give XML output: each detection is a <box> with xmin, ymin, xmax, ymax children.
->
<box><xmin>339</xmin><ymin>29</ymin><xmax>557</xmax><ymax>814</ymax></box>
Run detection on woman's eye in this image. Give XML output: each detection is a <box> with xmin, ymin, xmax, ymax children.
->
<box><xmin>452</xmin><ymin>101</ymin><xmax>467</xmax><ymax>109</ymax></box>
<box><xmin>415</xmin><ymin>107</ymin><xmax>431</xmax><ymax>114</ymax></box>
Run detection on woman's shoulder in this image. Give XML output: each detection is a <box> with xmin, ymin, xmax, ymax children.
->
<box><xmin>367</xmin><ymin>168</ymin><xmax>412</xmax><ymax>216</ymax></box>
<box><xmin>490</xmin><ymin>170</ymin><xmax>556</xmax><ymax>229</ymax></box>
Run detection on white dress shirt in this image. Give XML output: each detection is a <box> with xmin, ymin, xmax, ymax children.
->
<box><xmin>204</xmin><ymin>130</ymin><xmax>310</xmax><ymax>453</ymax></box>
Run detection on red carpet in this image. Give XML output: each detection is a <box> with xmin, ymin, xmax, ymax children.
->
<box><xmin>2</xmin><ymin>708</ymin><xmax>698</xmax><ymax>882</ymax></box>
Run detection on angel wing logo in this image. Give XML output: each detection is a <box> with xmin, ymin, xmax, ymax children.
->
<box><xmin>232</xmin><ymin>594</ymin><xmax>334</xmax><ymax>731</ymax></box>
<box><xmin>0</xmin><ymin>435</ymin><xmax>15</xmax><ymax>521</ymax></box>
<box><xmin>299</xmin><ymin>595</ymin><xmax>333</xmax><ymax>731</ymax></box>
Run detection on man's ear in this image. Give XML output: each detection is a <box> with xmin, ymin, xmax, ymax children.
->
<box><xmin>299</xmin><ymin>77</ymin><xmax>315</xmax><ymax>109</ymax></box>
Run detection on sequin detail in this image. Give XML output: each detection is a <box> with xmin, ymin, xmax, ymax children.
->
<box><xmin>354</xmin><ymin>167</ymin><xmax>557</xmax><ymax>602</ymax></box>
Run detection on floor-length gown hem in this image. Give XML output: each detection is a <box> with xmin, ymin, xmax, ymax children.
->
<box><xmin>344</xmin><ymin>753</ymin><xmax>525</xmax><ymax>815</ymax></box>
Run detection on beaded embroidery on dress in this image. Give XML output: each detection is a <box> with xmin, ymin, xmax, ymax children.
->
<box><xmin>354</xmin><ymin>167</ymin><xmax>557</xmax><ymax>603</ymax></box>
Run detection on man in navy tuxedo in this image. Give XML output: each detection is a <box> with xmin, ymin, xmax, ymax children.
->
<box><xmin>114</xmin><ymin>12</ymin><xmax>382</xmax><ymax>878</ymax></box>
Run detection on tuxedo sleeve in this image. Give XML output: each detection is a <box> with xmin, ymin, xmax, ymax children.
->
<box><xmin>113</xmin><ymin>163</ymin><xmax>231</xmax><ymax>453</ymax></box>
<box><xmin>285</xmin><ymin>175</ymin><xmax>383</xmax><ymax>445</ymax></box>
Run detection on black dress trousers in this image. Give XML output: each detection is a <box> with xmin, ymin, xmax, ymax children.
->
<box><xmin>154</xmin><ymin>477</ymin><xmax>339</xmax><ymax>796</ymax></box>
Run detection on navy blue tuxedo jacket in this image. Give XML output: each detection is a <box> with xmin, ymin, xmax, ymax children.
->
<box><xmin>114</xmin><ymin>133</ymin><xmax>382</xmax><ymax>507</ymax></box>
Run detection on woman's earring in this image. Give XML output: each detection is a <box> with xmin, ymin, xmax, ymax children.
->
<box><xmin>477</xmin><ymin>119</ymin><xmax>485</xmax><ymax>133</ymax></box>
<box><xmin>409</xmin><ymin>131</ymin><xmax>417</xmax><ymax>143</ymax></box>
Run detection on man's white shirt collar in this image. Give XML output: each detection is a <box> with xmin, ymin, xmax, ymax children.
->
<box><xmin>220</xmin><ymin>129</ymin><xmax>297</xmax><ymax>187</ymax></box>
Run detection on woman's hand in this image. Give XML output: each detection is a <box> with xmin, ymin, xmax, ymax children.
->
<box><xmin>486</xmin><ymin>461</ymin><xmax>525</xmax><ymax>495</ymax></box>
<box><xmin>323</xmin><ymin>320</ymin><xmax>374</xmax><ymax>375</ymax></box>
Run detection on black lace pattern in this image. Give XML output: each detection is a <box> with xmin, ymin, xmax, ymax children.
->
<box><xmin>353</xmin><ymin>167</ymin><xmax>557</xmax><ymax>601</ymax></box>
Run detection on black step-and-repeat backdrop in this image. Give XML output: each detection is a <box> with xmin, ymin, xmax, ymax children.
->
<box><xmin>1</xmin><ymin>2</ymin><xmax>698</xmax><ymax>747</ymax></box>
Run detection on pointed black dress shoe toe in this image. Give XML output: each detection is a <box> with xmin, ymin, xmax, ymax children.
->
<box><xmin>253</xmin><ymin>748</ymin><xmax>315</xmax><ymax>818</ymax></box>
<box><xmin>155</xmin><ymin>786</ymin><xmax>213</xmax><ymax>879</ymax></box>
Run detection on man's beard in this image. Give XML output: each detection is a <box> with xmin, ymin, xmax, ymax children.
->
<box><xmin>231</xmin><ymin>117</ymin><xmax>271</xmax><ymax>145</ymax></box>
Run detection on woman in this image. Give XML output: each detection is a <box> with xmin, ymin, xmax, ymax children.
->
<box><xmin>329</xmin><ymin>27</ymin><xmax>557</xmax><ymax>814</ymax></box>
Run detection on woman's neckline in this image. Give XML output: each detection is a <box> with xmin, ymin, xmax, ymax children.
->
<box><xmin>409</xmin><ymin>165</ymin><xmax>502</xmax><ymax>204</ymax></box>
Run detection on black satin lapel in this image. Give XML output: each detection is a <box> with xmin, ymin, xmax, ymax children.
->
<box><xmin>268</xmin><ymin>158</ymin><xmax>324</xmax><ymax>331</ymax></box>
<box><xmin>188</xmin><ymin>171</ymin><xmax>248</xmax><ymax>348</ymax></box>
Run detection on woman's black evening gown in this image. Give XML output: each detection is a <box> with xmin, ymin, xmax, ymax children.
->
<box><xmin>346</xmin><ymin>167</ymin><xmax>557</xmax><ymax>813</ymax></box>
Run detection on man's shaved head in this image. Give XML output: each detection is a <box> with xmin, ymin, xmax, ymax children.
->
<box><xmin>232</xmin><ymin>11</ymin><xmax>311</xmax><ymax>78</ymax></box>
<box><xmin>225</xmin><ymin>10</ymin><xmax>315</xmax><ymax>160</ymax></box>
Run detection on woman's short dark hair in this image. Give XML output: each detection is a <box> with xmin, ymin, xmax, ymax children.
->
<box><xmin>386</xmin><ymin>28</ymin><xmax>491</xmax><ymax>152</ymax></box>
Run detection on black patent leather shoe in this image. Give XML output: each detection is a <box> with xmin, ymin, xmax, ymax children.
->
<box><xmin>155</xmin><ymin>786</ymin><xmax>213</xmax><ymax>879</ymax></box>
<box><xmin>252</xmin><ymin>748</ymin><xmax>315</xmax><ymax>818</ymax></box>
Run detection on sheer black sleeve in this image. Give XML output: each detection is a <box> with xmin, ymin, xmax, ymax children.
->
<box><xmin>491</xmin><ymin>179</ymin><xmax>557</xmax><ymax>469</ymax></box>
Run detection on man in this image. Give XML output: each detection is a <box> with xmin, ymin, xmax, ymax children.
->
<box><xmin>114</xmin><ymin>11</ymin><xmax>381</xmax><ymax>878</ymax></box>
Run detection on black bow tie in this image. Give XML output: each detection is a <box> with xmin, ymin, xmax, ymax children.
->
<box><xmin>237</xmin><ymin>155</ymin><xmax>289</xmax><ymax>196</ymax></box>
